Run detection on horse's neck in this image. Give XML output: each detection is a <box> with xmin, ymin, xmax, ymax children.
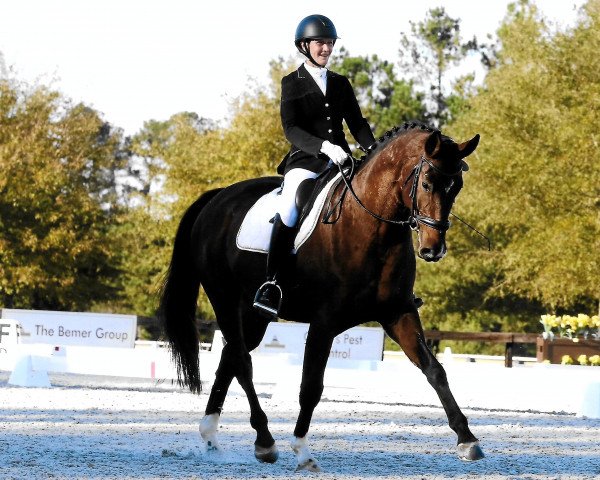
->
<box><xmin>327</xmin><ymin>168</ymin><xmax>413</xmax><ymax>280</ymax></box>
<box><xmin>334</xmin><ymin>158</ymin><xmax>412</xmax><ymax>250</ymax></box>
<box><xmin>351</xmin><ymin>153</ymin><xmax>411</xmax><ymax>226</ymax></box>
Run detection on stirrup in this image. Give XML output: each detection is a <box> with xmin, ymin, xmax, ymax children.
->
<box><xmin>253</xmin><ymin>281</ymin><xmax>283</xmax><ymax>317</ymax></box>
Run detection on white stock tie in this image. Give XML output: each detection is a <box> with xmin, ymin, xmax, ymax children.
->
<box><xmin>315</xmin><ymin>69</ymin><xmax>327</xmax><ymax>95</ymax></box>
<box><xmin>306</xmin><ymin>64</ymin><xmax>327</xmax><ymax>95</ymax></box>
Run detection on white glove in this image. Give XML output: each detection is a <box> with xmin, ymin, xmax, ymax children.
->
<box><xmin>320</xmin><ymin>141</ymin><xmax>348</xmax><ymax>165</ymax></box>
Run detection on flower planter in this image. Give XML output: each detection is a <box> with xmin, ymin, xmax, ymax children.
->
<box><xmin>536</xmin><ymin>336</ymin><xmax>600</xmax><ymax>364</ymax></box>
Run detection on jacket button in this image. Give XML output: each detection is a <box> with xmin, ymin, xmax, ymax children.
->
<box><xmin>326</xmin><ymin>116</ymin><xmax>331</xmax><ymax>120</ymax></box>
<box><xmin>325</xmin><ymin>103</ymin><xmax>329</xmax><ymax>107</ymax></box>
<box><xmin>328</xmin><ymin>129</ymin><xmax>332</xmax><ymax>133</ymax></box>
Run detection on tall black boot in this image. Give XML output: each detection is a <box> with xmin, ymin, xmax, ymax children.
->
<box><xmin>253</xmin><ymin>214</ymin><xmax>297</xmax><ymax>318</ymax></box>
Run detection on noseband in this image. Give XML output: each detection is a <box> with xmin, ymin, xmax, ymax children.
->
<box><xmin>332</xmin><ymin>155</ymin><xmax>464</xmax><ymax>233</ymax></box>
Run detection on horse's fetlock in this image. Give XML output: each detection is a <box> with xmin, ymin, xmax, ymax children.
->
<box><xmin>250</xmin><ymin>414</ymin><xmax>269</xmax><ymax>431</ymax></box>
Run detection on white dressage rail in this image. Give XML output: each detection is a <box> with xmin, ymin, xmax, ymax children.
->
<box><xmin>0</xmin><ymin>340</ymin><xmax>598</xmax><ymax>418</ymax></box>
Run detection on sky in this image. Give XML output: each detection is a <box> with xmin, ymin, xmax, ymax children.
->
<box><xmin>0</xmin><ymin>0</ymin><xmax>586</xmax><ymax>136</ymax></box>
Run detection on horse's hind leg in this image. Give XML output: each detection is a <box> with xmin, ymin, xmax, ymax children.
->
<box><xmin>201</xmin><ymin>307</ymin><xmax>278</xmax><ymax>463</ymax></box>
<box><xmin>200</xmin><ymin>343</ymin><xmax>235</xmax><ymax>454</ymax></box>
<box><xmin>383</xmin><ymin>311</ymin><xmax>484</xmax><ymax>461</ymax></box>
<box><xmin>237</xmin><ymin>312</ymin><xmax>279</xmax><ymax>463</ymax></box>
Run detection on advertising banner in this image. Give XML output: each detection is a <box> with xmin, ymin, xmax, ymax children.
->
<box><xmin>254</xmin><ymin>322</ymin><xmax>384</xmax><ymax>361</ymax></box>
<box><xmin>0</xmin><ymin>309</ymin><xmax>136</xmax><ymax>348</ymax></box>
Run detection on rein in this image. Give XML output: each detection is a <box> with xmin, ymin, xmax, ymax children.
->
<box><xmin>323</xmin><ymin>155</ymin><xmax>491</xmax><ymax>249</ymax></box>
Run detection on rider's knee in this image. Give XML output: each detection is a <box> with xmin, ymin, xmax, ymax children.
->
<box><xmin>278</xmin><ymin>205</ymin><xmax>298</xmax><ymax>227</ymax></box>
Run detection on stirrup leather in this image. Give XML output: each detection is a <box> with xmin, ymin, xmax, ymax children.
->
<box><xmin>253</xmin><ymin>281</ymin><xmax>283</xmax><ymax>317</ymax></box>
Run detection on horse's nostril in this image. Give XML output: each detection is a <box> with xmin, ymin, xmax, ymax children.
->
<box><xmin>420</xmin><ymin>248</ymin><xmax>433</xmax><ymax>259</ymax></box>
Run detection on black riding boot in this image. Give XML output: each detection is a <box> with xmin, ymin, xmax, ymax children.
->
<box><xmin>253</xmin><ymin>214</ymin><xmax>297</xmax><ymax>318</ymax></box>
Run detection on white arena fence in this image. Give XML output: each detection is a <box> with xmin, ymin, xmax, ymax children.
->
<box><xmin>0</xmin><ymin>310</ymin><xmax>598</xmax><ymax>418</ymax></box>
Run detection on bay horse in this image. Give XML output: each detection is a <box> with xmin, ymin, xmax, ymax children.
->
<box><xmin>159</xmin><ymin>122</ymin><xmax>483</xmax><ymax>471</ymax></box>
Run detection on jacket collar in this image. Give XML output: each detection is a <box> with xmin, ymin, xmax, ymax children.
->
<box><xmin>297</xmin><ymin>63</ymin><xmax>334</xmax><ymax>78</ymax></box>
<box><xmin>297</xmin><ymin>64</ymin><xmax>333</xmax><ymax>96</ymax></box>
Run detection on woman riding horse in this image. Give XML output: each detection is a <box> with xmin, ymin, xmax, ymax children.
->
<box><xmin>253</xmin><ymin>14</ymin><xmax>376</xmax><ymax>317</ymax></box>
<box><xmin>159</xmin><ymin>14</ymin><xmax>483</xmax><ymax>473</ymax></box>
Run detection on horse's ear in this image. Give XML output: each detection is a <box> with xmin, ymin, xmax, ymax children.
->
<box><xmin>458</xmin><ymin>134</ymin><xmax>480</xmax><ymax>159</ymax></box>
<box><xmin>424</xmin><ymin>131</ymin><xmax>442</xmax><ymax>157</ymax></box>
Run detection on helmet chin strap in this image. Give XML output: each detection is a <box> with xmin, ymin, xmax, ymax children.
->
<box><xmin>299</xmin><ymin>41</ymin><xmax>322</xmax><ymax>68</ymax></box>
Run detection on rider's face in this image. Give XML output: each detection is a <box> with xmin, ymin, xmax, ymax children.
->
<box><xmin>307</xmin><ymin>38</ymin><xmax>334</xmax><ymax>67</ymax></box>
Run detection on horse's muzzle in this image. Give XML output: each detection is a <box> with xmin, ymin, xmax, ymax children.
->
<box><xmin>419</xmin><ymin>244</ymin><xmax>447</xmax><ymax>262</ymax></box>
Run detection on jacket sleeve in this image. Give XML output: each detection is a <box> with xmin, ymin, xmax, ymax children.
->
<box><xmin>341</xmin><ymin>77</ymin><xmax>376</xmax><ymax>150</ymax></box>
<box><xmin>280</xmin><ymin>76</ymin><xmax>324</xmax><ymax>157</ymax></box>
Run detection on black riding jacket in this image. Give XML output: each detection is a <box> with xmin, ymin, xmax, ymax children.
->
<box><xmin>277</xmin><ymin>64</ymin><xmax>375</xmax><ymax>175</ymax></box>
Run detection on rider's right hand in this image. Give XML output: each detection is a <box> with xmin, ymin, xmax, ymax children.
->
<box><xmin>320</xmin><ymin>141</ymin><xmax>348</xmax><ymax>165</ymax></box>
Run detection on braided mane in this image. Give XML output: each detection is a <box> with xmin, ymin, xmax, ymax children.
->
<box><xmin>361</xmin><ymin>121</ymin><xmax>448</xmax><ymax>161</ymax></box>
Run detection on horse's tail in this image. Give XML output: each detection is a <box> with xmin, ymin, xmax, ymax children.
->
<box><xmin>158</xmin><ymin>188</ymin><xmax>223</xmax><ymax>394</ymax></box>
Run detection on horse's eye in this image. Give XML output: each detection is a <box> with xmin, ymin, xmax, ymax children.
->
<box><xmin>422</xmin><ymin>182</ymin><xmax>431</xmax><ymax>192</ymax></box>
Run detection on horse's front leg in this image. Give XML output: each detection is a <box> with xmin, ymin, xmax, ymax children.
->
<box><xmin>292</xmin><ymin>325</ymin><xmax>335</xmax><ymax>472</ymax></box>
<box><xmin>383</xmin><ymin>311</ymin><xmax>485</xmax><ymax>461</ymax></box>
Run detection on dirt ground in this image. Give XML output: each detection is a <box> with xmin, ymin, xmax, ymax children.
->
<box><xmin>1</xmin><ymin>372</ymin><xmax>599</xmax><ymax>480</ymax></box>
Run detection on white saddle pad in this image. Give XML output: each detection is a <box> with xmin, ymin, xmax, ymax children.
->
<box><xmin>236</xmin><ymin>172</ymin><xmax>342</xmax><ymax>254</ymax></box>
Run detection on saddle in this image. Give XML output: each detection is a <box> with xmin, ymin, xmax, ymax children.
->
<box><xmin>295</xmin><ymin>167</ymin><xmax>340</xmax><ymax>226</ymax></box>
<box><xmin>236</xmin><ymin>168</ymin><xmax>343</xmax><ymax>254</ymax></box>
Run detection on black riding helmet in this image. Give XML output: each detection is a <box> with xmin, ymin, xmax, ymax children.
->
<box><xmin>294</xmin><ymin>14</ymin><xmax>339</xmax><ymax>66</ymax></box>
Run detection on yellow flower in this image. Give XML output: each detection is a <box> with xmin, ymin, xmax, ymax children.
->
<box><xmin>540</xmin><ymin>312</ymin><xmax>599</xmax><ymax>338</ymax></box>
<box><xmin>561</xmin><ymin>355</ymin><xmax>574</xmax><ymax>365</ymax></box>
<box><xmin>589</xmin><ymin>355</ymin><xmax>600</xmax><ymax>366</ymax></box>
<box><xmin>540</xmin><ymin>314</ymin><xmax>557</xmax><ymax>329</ymax></box>
<box><xmin>577</xmin><ymin>314</ymin><xmax>590</xmax><ymax>329</ymax></box>
<box><xmin>577</xmin><ymin>354</ymin><xmax>588</xmax><ymax>366</ymax></box>
<box><xmin>562</xmin><ymin>315</ymin><xmax>576</xmax><ymax>329</ymax></box>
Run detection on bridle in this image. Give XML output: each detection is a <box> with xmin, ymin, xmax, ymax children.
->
<box><xmin>405</xmin><ymin>156</ymin><xmax>464</xmax><ymax>232</ymax></box>
<box><xmin>327</xmin><ymin>155</ymin><xmax>464</xmax><ymax>233</ymax></box>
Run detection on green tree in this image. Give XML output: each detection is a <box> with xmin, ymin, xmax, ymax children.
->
<box><xmin>163</xmin><ymin>63</ymin><xmax>289</xmax><ymax>215</ymax></box>
<box><xmin>115</xmin><ymin>119</ymin><xmax>167</xmax><ymax>317</ymax></box>
<box><xmin>114</xmin><ymin>115</ymin><xmax>215</xmax><ymax>318</ymax></box>
<box><xmin>0</xmin><ymin>80</ymin><xmax>128</xmax><ymax>310</ymax></box>
<box><xmin>329</xmin><ymin>48</ymin><xmax>426</xmax><ymax>136</ymax></box>
<box><xmin>113</xmin><ymin>206</ymin><xmax>172</xmax><ymax>318</ymax></box>
<box><xmin>399</xmin><ymin>6</ymin><xmax>480</xmax><ymax>127</ymax></box>
<box><xmin>417</xmin><ymin>0</ymin><xmax>599</xmax><ymax>345</ymax></box>
<box><xmin>128</xmin><ymin>61</ymin><xmax>291</xmax><ymax>321</ymax></box>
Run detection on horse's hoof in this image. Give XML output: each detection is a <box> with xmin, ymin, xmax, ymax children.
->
<box><xmin>205</xmin><ymin>440</ymin><xmax>223</xmax><ymax>454</ymax></box>
<box><xmin>295</xmin><ymin>458</ymin><xmax>322</xmax><ymax>472</ymax></box>
<box><xmin>457</xmin><ymin>441</ymin><xmax>485</xmax><ymax>461</ymax></box>
<box><xmin>255</xmin><ymin>444</ymin><xmax>279</xmax><ymax>463</ymax></box>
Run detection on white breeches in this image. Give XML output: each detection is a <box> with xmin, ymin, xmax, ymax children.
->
<box><xmin>277</xmin><ymin>168</ymin><xmax>320</xmax><ymax>227</ymax></box>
